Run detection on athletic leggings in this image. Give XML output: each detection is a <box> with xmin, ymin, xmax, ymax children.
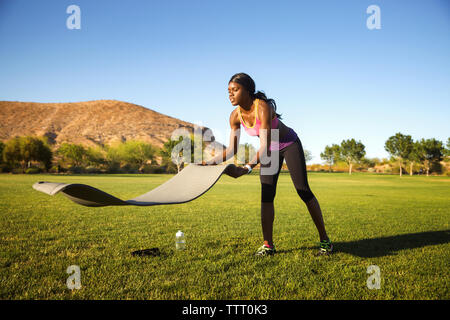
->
<box><xmin>260</xmin><ymin>137</ymin><xmax>315</xmax><ymax>203</ymax></box>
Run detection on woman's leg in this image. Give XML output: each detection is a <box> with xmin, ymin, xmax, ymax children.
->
<box><xmin>261</xmin><ymin>202</ymin><xmax>275</xmax><ymax>247</ymax></box>
<box><xmin>304</xmin><ymin>196</ymin><xmax>328</xmax><ymax>241</ymax></box>
<box><xmin>283</xmin><ymin>139</ymin><xmax>329</xmax><ymax>242</ymax></box>
<box><xmin>259</xmin><ymin>154</ymin><xmax>284</xmax><ymax>247</ymax></box>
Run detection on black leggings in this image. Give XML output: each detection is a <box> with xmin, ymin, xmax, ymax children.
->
<box><xmin>260</xmin><ymin>137</ymin><xmax>315</xmax><ymax>203</ymax></box>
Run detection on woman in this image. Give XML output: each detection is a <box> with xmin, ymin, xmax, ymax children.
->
<box><xmin>203</xmin><ymin>73</ymin><xmax>332</xmax><ymax>256</ymax></box>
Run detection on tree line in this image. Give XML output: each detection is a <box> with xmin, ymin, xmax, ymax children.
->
<box><xmin>0</xmin><ymin>136</ymin><xmax>185</xmax><ymax>174</ymax></box>
<box><xmin>320</xmin><ymin>133</ymin><xmax>449</xmax><ymax>176</ymax></box>
<box><xmin>0</xmin><ymin>135</ymin><xmax>252</xmax><ymax>174</ymax></box>
<box><xmin>1</xmin><ymin>133</ymin><xmax>449</xmax><ymax>175</ymax></box>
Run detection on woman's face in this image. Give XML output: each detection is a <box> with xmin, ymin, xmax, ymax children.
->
<box><xmin>228</xmin><ymin>81</ymin><xmax>249</xmax><ymax>106</ymax></box>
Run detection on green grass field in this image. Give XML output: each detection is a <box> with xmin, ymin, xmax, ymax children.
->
<box><xmin>0</xmin><ymin>172</ymin><xmax>449</xmax><ymax>300</ymax></box>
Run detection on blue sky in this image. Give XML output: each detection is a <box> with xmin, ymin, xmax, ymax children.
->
<box><xmin>0</xmin><ymin>0</ymin><xmax>449</xmax><ymax>163</ymax></box>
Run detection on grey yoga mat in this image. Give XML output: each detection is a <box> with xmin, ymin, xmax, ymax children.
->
<box><xmin>32</xmin><ymin>164</ymin><xmax>236</xmax><ymax>207</ymax></box>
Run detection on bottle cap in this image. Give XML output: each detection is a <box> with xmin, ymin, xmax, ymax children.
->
<box><xmin>176</xmin><ymin>230</ymin><xmax>184</xmax><ymax>237</ymax></box>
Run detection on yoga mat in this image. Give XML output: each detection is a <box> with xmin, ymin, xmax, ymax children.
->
<box><xmin>32</xmin><ymin>164</ymin><xmax>236</xmax><ymax>207</ymax></box>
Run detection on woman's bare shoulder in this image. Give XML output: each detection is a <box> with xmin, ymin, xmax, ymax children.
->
<box><xmin>257</xmin><ymin>99</ymin><xmax>273</xmax><ymax>121</ymax></box>
<box><xmin>229</xmin><ymin>108</ymin><xmax>241</xmax><ymax>128</ymax></box>
<box><xmin>257</xmin><ymin>98</ymin><xmax>272</xmax><ymax>112</ymax></box>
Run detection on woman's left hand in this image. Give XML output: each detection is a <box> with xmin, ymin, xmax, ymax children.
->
<box><xmin>224</xmin><ymin>165</ymin><xmax>250</xmax><ymax>178</ymax></box>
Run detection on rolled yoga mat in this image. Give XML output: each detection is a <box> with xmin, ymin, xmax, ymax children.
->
<box><xmin>32</xmin><ymin>164</ymin><xmax>236</xmax><ymax>207</ymax></box>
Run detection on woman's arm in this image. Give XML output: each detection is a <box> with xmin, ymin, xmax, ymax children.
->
<box><xmin>247</xmin><ymin>100</ymin><xmax>272</xmax><ymax>169</ymax></box>
<box><xmin>206</xmin><ymin>109</ymin><xmax>241</xmax><ymax>165</ymax></box>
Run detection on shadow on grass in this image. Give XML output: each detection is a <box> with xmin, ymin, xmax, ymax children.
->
<box><xmin>277</xmin><ymin>230</ymin><xmax>450</xmax><ymax>258</ymax></box>
<box><xmin>334</xmin><ymin>230</ymin><xmax>450</xmax><ymax>258</ymax></box>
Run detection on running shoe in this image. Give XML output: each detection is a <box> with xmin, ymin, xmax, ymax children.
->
<box><xmin>256</xmin><ymin>244</ymin><xmax>276</xmax><ymax>256</ymax></box>
<box><xmin>317</xmin><ymin>239</ymin><xmax>333</xmax><ymax>256</ymax></box>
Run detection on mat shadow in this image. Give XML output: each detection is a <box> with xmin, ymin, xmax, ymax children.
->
<box><xmin>334</xmin><ymin>230</ymin><xmax>450</xmax><ymax>258</ymax></box>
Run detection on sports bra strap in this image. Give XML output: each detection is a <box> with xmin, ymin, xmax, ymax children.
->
<box><xmin>238</xmin><ymin>98</ymin><xmax>259</xmax><ymax>128</ymax></box>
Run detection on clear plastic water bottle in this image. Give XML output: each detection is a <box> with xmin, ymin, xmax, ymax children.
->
<box><xmin>175</xmin><ymin>230</ymin><xmax>185</xmax><ymax>250</ymax></box>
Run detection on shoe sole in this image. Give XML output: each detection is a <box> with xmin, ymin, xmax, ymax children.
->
<box><xmin>255</xmin><ymin>250</ymin><xmax>276</xmax><ymax>256</ymax></box>
<box><xmin>317</xmin><ymin>244</ymin><xmax>333</xmax><ymax>256</ymax></box>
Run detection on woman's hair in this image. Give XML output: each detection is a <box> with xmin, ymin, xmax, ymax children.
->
<box><xmin>229</xmin><ymin>72</ymin><xmax>282</xmax><ymax>119</ymax></box>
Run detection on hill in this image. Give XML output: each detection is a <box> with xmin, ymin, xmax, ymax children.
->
<box><xmin>0</xmin><ymin>100</ymin><xmax>216</xmax><ymax>148</ymax></box>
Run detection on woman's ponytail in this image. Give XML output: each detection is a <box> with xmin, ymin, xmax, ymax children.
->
<box><xmin>253</xmin><ymin>90</ymin><xmax>282</xmax><ymax>120</ymax></box>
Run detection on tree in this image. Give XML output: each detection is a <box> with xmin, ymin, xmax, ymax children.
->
<box><xmin>384</xmin><ymin>133</ymin><xmax>413</xmax><ymax>177</ymax></box>
<box><xmin>116</xmin><ymin>140</ymin><xmax>156</xmax><ymax>171</ymax></box>
<box><xmin>161</xmin><ymin>137</ymin><xmax>183</xmax><ymax>173</ymax></box>
<box><xmin>407</xmin><ymin>141</ymin><xmax>423</xmax><ymax>176</ymax></box>
<box><xmin>360</xmin><ymin>157</ymin><xmax>377</xmax><ymax>169</ymax></box>
<box><xmin>20</xmin><ymin>136</ymin><xmax>39</xmax><ymax>169</ymax></box>
<box><xmin>304</xmin><ymin>149</ymin><xmax>313</xmax><ymax>163</ymax></box>
<box><xmin>415</xmin><ymin>138</ymin><xmax>444</xmax><ymax>176</ymax></box>
<box><xmin>320</xmin><ymin>144</ymin><xmax>341</xmax><ymax>172</ymax></box>
<box><xmin>85</xmin><ymin>145</ymin><xmax>107</xmax><ymax>167</ymax></box>
<box><xmin>57</xmin><ymin>143</ymin><xmax>86</xmax><ymax>167</ymax></box>
<box><xmin>34</xmin><ymin>138</ymin><xmax>53</xmax><ymax>171</ymax></box>
<box><xmin>444</xmin><ymin>137</ymin><xmax>450</xmax><ymax>158</ymax></box>
<box><xmin>160</xmin><ymin>135</ymin><xmax>196</xmax><ymax>173</ymax></box>
<box><xmin>160</xmin><ymin>131</ymin><xmax>212</xmax><ymax>173</ymax></box>
<box><xmin>3</xmin><ymin>137</ymin><xmax>22</xmax><ymax>169</ymax></box>
<box><xmin>104</xmin><ymin>144</ymin><xmax>122</xmax><ymax>172</ymax></box>
<box><xmin>2</xmin><ymin>136</ymin><xmax>52</xmax><ymax>172</ymax></box>
<box><xmin>340</xmin><ymin>139</ymin><xmax>366</xmax><ymax>175</ymax></box>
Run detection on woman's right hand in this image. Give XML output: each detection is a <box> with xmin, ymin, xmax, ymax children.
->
<box><xmin>224</xmin><ymin>165</ymin><xmax>249</xmax><ymax>178</ymax></box>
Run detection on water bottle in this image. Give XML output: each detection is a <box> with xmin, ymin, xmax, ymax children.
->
<box><xmin>175</xmin><ymin>230</ymin><xmax>185</xmax><ymax>250</ymax></box>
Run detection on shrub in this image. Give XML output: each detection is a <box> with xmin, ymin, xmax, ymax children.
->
<box><xmin>308</xmin><ymin>164</ymin><xmax>327</xmax><ymax>172</ymax></box>
<box><xmin>67</xmin><ymin>165</ymin><xmax>83</xmax><ymax>174</ymax></box>
<box><xmin>85</xmin><ymin>166</ymin><xmax>101</xmax><ymax>174</ymax></box>
<box><xmin>162</xmin><ymin>163</ymin><xmax>178</xmax><ymax>174</ymax></box>
<box><xmin>430</xmin><ymin>162</ymin><xmax>442</xmax><ymax>174</ymax></box>
<box><xmin>105</xmin><ymin>162</ymin><xmax>121</xmax><ymax>173</ymax></box>
<box><xmin>0</xmin><ymin>164</ymin><xmax>11</xmax><ymax>173</ymax></box>
<box><xmin>140</xmin><ymin>164</ymin><xmax>165</xmax><ymax>174</ymax></box>
<box><xmin>391</xmin><ymin>166</ymin><xmax>401</xmax><ymax>175</ymax></box>
<box><xmin>49</xmin><ymin>166</ymin><xmax>60</xmax><ymax>173</ymax></box>
<box><xmin>120</xmin><ymin>163</ymin><xmax>139</xmax><ymax>173</ymax></box>
<box><xmin>25</xmin><ymin>167</ymin><xmax>42</xmax><ymax>174</ymax></box>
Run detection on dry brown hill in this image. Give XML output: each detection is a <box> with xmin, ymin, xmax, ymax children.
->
<box><xmin>0</xmin><ymin>100</ymin><xmax>217</xmax><ymax>149</ymax></box>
